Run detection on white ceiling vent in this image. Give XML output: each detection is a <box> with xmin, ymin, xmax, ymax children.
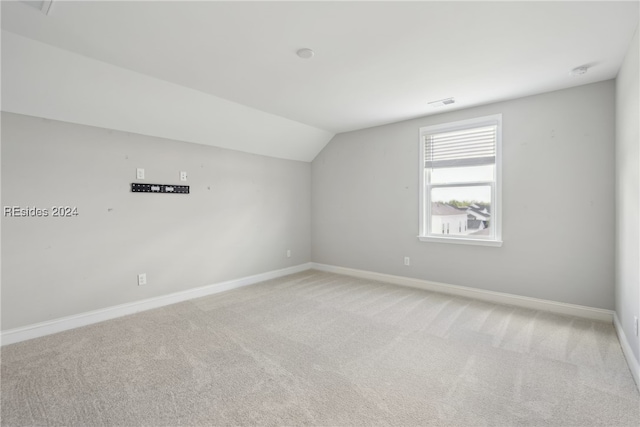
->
<box><xmin>428</xmin><ymin>98</ymin><xmax>455</xmax><ymax>108</ymax></box>
<box><xmin>20</xmin><ymin>1</ymin><xmax>53</xmax><ymax>15</ymax></box>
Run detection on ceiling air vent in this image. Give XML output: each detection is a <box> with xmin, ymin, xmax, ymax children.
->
<box><xmin>20</xmin><ymin>0</ymin><xmax>53</xmax><ymax>15</ymax></box>
<box><xmin>428</xmin><ymin>98</ymin><xmax>455</xmax><ymax>108</ymax></box>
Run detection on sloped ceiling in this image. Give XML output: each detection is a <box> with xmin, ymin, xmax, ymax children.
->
<box><xmin>2</xmin><ymin>1</ymin><xmax>639</xmax><ymax>161</ymax></box>
<box><xmin>1</xmin><ymin>31</ymin><xmax>333</xmax><ymax>162</ymax></box>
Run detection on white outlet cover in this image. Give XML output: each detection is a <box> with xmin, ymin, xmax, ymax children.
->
<box><xmin>180</xmin><ymin>171</ymin><xmax>187</xmax><ymax>181</ymax></box>
<box><xmin>137</xmin><ymin>273</ymin><xmax>147</xmax><ymax>286</ymax></box>
<box><xmin>136</xmin><ymin>168</ymin><xmax>145</xmax><ymax>179</ymax></box>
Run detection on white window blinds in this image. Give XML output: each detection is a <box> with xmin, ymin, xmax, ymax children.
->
<box><xmin>424</xmin><ymin>125</ymin><xmax>497</xmax><ymax>169</ymax></box>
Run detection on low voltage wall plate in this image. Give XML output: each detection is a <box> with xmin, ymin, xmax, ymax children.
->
<box><xmin>131</xmin><ymin>183</ymin><xmax>189</xmax><ymax>194</ymax></box>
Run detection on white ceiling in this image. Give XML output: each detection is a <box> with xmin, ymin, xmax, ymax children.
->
<box><xmin>2</xmin><ymin>1</ymin><xmax>639</xmax><ymax>161</ymax></box>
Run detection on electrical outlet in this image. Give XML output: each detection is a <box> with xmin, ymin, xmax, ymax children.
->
<box><xmin>404</xmin><ymin>256</ymin><xmax>410</xmax><ymax>266</ymax></box>
<box><xmin>136</xmin><ymin>168</ymin><xmax>145</xmax><ymax>180</ymax></box>
<box><xmin>635</xmin><ymin>316</ymin><xmax>638</xmax><ymax>337</ymax></box>
<box><xmin>137</xmin><ymin>273</ymin><xmax>147</xmax><ymax>286</ymax></box>
<box><xmin>180</xmin><ymin>171</ymin><xmax>187</xmax><ymax>181</ymax></box>
<box><xmin>286</xmin><ymin>249</ymin><xmax>291</xmax><ymax>258</ymax></box>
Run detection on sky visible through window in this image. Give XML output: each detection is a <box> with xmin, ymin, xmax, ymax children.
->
<box><xmin>432</xmin><ymin>186</ymin><xmax>491</xmax><ymax>204</ymax></box>
<box><xmin>429</xmin><ymin>165</ymin><xmax>493</xmax><ymax>204</ymax></box>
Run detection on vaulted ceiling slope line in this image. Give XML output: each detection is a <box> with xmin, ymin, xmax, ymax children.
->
<box><xmin>1</xmin><ymin>1</ymin><xmax>638</xmax><ymax>161</ymax></box>
<box><xmin>3</xmin><ymin>1</ymin><xmax>638</xmax><ymax>134</ymax></box>
<box><xmin>0</xmin><ymin>31</ymin><xmax>334</xmax><ymax>162</ymax></box>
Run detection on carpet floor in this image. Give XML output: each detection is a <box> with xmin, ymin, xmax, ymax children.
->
<box><xmin>1</xmin><ymin>270</ymin><xmax>639</xmax><ymax>426</ymax></box>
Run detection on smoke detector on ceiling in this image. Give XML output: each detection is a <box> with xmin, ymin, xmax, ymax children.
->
<box><xmin>21</xmin><ymin>0</ymin><xmax>54</xmax><ymax>15</ymax></box>
<box><xmin>570</xmin><ymin>66</ymin><xmax>589</xmax><ymax>76</ymax></box>
<box><xmin>428</xmin><ymin>98</ymin><xmax>455</xmax><ymax>108</ymax></box>
<box><xmin>296</xmin><ymin>48</ymin><xmax>315</xmax><ymax>60</ymax></box>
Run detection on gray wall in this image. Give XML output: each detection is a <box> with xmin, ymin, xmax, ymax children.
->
<box><xmin>312</xmin><ymin>81</ymin><xmax>615</xmax><ymax>309</ymax></box>
<box><xmin>615</xmin><ymin>27</ymin><xmax>639</xmax><ymax>362</ymax></box>
<box><xmin>1</xmin><ymin>112</ymin><xmax>311</xmax><ymax>330</ymax></box>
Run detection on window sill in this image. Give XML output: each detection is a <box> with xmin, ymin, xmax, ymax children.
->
<box><xmin>417</xmin><ymin>235</ymin><xmax>503</xmax><ymax>247</ymax></box>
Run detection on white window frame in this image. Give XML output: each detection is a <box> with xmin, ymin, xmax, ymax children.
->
<box><xmin>418</xmin><ymin>114</ymin><xmax>503</xmax><ymax>247</ymax></box>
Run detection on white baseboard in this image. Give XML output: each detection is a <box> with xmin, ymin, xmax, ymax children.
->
<box><xmin>4</xmin><ymin>261</ymin><xmax>634</xmax><ymax>391</ymax></box>
<box><xmin>1</xmin><ymin>263</ymin><xmax>312</xmax><ymax>346</ymax></box>
<box><xmin>1</xmin><ymin>261</ymin><xmax>617</xmax><ymax>346</ymax></box>
<box><xmin>310</xmin><ymin>263</ymin><xmax>614</xmax><ymax>323</ymax></box>
<box><xmin>613</xmin><ymin>312</ymin><xmax>640</xmax><ymax>391</ymax></box>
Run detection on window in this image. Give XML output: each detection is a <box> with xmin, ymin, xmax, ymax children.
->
<box><xmin>418</xmin><ymin>114</ymin><xmax>502</xmax><ymax>247</ymax></box>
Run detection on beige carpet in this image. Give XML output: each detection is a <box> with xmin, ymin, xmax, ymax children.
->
<box><xmin>1</xmin><ymin>270</ymin><xmax>638</xmax><ymax>426</ymax></box>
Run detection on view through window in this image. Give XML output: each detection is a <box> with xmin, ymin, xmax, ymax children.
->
<box><xmin>419</xmin><ymin>115</ymin><xmax>502</xmax><ymax>246</ymax></box>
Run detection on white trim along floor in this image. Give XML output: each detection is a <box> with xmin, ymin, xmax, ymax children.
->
<box><xmin>2</xmin><ymin>262</ymin><xmax>637</xmax><ymax>392</ymax></box>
